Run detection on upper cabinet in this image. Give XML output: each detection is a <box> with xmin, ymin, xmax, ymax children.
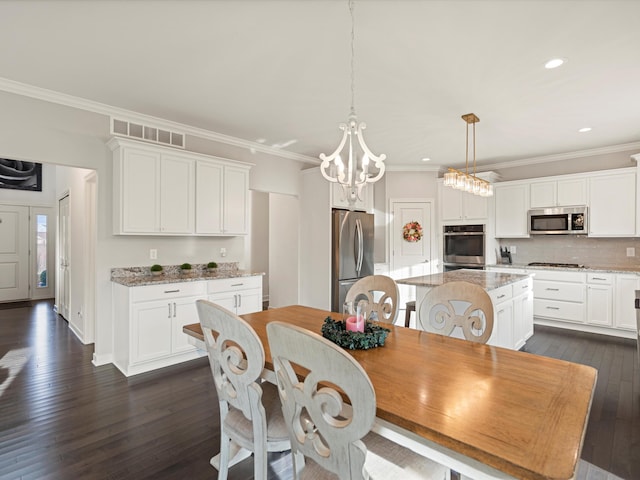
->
<box><xmin>439</xmin><ymin>182</ymin><xmax>488</xmax><ymax>222</ymax></box>
<box><xmin>530</xmin><ymin>178</ymin><xmax>587</xmax><ymax>208</ymax></box>
<box><xmin>331</xmin><ymin>183</ymin><xmax>373</xmax><ymax>212</ymax></box>
<box><xmin>195</xmin><ymin>163</ymin><xmax>250</xmax><ymax>235</ymax></box>
<box><xmin>588</xmin><ymin>169</ymin><xmax>636</xmax><ymax>237</ymax></box>
<box><xmin>109</xmin><ymin>137</ymin><xmax>252</xmax><ymax>236</ymax></box>
<box><xmin>494</xmin><ymin>183</ymin><xmax>529</xmax><ymax>238</ymax></box>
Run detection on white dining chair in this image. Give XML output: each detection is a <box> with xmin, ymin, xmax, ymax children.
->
<box><xmin>417</xmin><ymin>281</ymin><xmax>494</xmax><ymax>344</ymax></box>
<box><xmin>196</xmin><ymin>300</ymin><xmax>290</xmax><ymax>480</ymax></box>
<box><xmin>266</xmin><ymin>321</ymin><xmax>447</xmax><ymax>480</ymax></box>
<box><xmin>345</xmin><ymin>274</ymin><xmax>400</xmax><ymax>324</ymax></box>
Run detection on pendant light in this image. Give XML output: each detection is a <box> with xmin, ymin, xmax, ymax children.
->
<box><xmin>319</xmin><ymin>0</ymin><xmax>386</xmax><ymax>206</ymax></box>
<box><xmin>443</xmin><ymin>113</ymin><xmax>493</xmax><ymax>197</ymax></box>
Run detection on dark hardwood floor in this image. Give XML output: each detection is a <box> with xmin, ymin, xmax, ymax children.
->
<box><xmin>0</xmin><ymin>300</ymin><xmax>637</xmax><ymax>479</ymax></box>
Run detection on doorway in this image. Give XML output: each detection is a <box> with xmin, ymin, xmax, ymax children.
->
<box><xmin>389</xmin><ymin>199</ymin><xmax>434</xmax><ymax>312</ymax></box>
<box><xmin>58</xmin><ymin>193</ymin><xmax>70</xmax><ymax>321</ymax></box>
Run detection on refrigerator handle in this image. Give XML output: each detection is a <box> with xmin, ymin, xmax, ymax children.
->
<box><xmin>356</xmin><ymin>218</ymin><xmax>363</xmax><ymax>275</ymax></box>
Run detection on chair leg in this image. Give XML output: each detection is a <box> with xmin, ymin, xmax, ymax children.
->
<box><xmin>215</xmin><ymin>432</ymin><xmax>231</xmax><ymax>480</ymax></box>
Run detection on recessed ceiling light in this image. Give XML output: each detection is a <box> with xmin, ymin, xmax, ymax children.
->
<box><xmin>421</xmin><ymin>157</ymin><xmax>431</xmax><ymax>162</ymax></box>
<box><xmin>578</xmin><ymin>127</ymin><xmax>592</xmax><ymax>133</ymax></box>
<box><xmin>544</xmin><ymin>58</ymin><xmax>565</xmax><ymax>69</ymax></box>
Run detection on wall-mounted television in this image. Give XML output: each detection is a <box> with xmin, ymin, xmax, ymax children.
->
<box><xmin>0</xmin><ymin>159</ymin><xmax>42</xmax><ymax>192</ymax></box>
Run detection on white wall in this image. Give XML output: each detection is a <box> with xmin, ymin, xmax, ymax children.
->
<box><xmin>0</xmin><ymin>90</ymin><xmax>309</xmax><ymax>365</ymax></box>
<box><xmin>268</xmin><ymin>193</ymin><xmax>300</xmax><ymax>308</ymax></box>
<box><xmin>249</xmin><ymin>191</ymin><xmax>270</xmax><ymax>300</ymax></box>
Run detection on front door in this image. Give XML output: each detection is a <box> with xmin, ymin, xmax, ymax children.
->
<box><xmin>0</xmin><ymin>205</ymin><xmax>29</xmax><ymax>302</ymax></box>
<box><xmin>390</xmin><ymin>200</ymin><xmax>433</xmax><ymax>312</ymax></box>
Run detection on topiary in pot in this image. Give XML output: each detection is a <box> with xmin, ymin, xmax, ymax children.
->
<box><xmin>207</xmin><ymin>261</ymin><xmax>218</xmax><ymax>271</ymax></box>
<box><xmin>180</xmin><ymin>263</ymin><xmax>192</xmax><ymax>274</ymax></box>
<box><xmin>150</xmin><ymin>264</ymin><xmax>163</xmax><ymax>276</ymax></box>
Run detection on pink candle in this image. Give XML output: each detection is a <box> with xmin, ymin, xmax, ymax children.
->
<box><xmin>346</xmin><ymin>315</ymin><xmax>365</xmax><ymax>332</ymax></box>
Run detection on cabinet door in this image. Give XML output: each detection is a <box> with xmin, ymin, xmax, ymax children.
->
<box><xmin>223</xmin><ymin>166</ymin><xmax>249</xmax><ymax>235</ymax></box>
<box><xmin>160</xmin><ymin>154</ymin><xmax>195</xmax><ymax>234</ymax></box>
<box><xmin>589</xmin><ymin>172</ymin><xmax>636</xmax><ymax>237</ymax></box>
<box><xmin>208</xmin><ymin>291</ymin><xmax>238</xmax><ymax>313</ymax></box>
<box><xmin>530</xmin><ymin>181</ymin><xmax>556</xmax><ymax>208</ymax></box>
<box><xmin>557</xmin><ymin>178</ymin><xmax>587</xmax><ymax>206</ymax></box>
<box><xmin>462</xmin><ymin>191</ymin><xmax>488</xmax><ymax>220</ymax></box>
<box><xmin>332</xmin><ymin>183</ymin><xmax>372</xmax><ymax>212</ymax></box>
<box><xmin>171</xmin><ymin>296</ymin><xmax>201</xmax><ymax>354</ymax></box>
<box><xmin>441</xmin><ymin>186</ymin><xmax>463</xmax><ymax>221</ymax></box>
<box><xmin>122</xmin><ymin>148</ymin><xmax>161</xmax><ymax>233</ymax></box>
<box><xmin>195</xmin><ymin>161</ymin><xmax>223</xmax><ymax>234</ymax></box>
<box><xmin>614</xmin><ymin>274</ymin><xmax>640</xmax><ymax>330</ymax></box>
<box><xmin>494</xmin><ymin>183</ymin><xmax>529</xmax><ymax>238</ymax></box>
<box><xmin>586</xmin><ymin>285</ymin><xmax>613</xmax><ymax>326</ymax></box>
<box><xmin>494</xmin><ymin>301</ymin><xmax>514</xmax><ymax>349</ymax></box>
<box><xmin>236</xmin><ymin>288</ymin><xmax>263</xmax><ymax>315</ymax></box>
<box><xmin>131</xmin><ymin>301</ymin><xmax>173</xmax><ymax>364</ymax></box>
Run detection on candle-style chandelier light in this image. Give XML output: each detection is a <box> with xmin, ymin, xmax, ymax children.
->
<box><xmin>443</xmin><ymin>113</ymin><xmax>493</xmax><ymax>197</ymax></box>
<box><xmin>319</xmin><ymin>0</ymin><xmax>386</xmax><ymax>206</ymax></box>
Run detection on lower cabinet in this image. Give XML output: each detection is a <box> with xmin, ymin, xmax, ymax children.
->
<box><xmin>112</xmin><ymin>281</ymin><xmax>207</xmax><ymax>376</ymax></box>
<box><xmin>614</xmin><ymin>274</ymin><xmax>640</xmax><ymax>331</ymax></box>
<box><xmin>208</xmin><ymin>275</ymin><xmax>263</xmax><ymax>315</ymax></box>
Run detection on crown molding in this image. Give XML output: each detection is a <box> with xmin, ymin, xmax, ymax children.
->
<box><xmin>477</xmin><ymin>142</ymin><xmax>640</xmax><ymax>171</ymax></box>
<box><xmin>0</xmin><ymin>77</ymin><xmax>320</xmax><ymax>165</ymax></box>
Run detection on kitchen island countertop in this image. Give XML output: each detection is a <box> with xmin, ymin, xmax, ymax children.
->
<box><xmin>487</xmin><ymin>263</ymin><xmax>640</xmax><ymax>274</ymax></box>
<box><xmin>397</xmin><ymin>269</ymin><xmax>531</xmax><ymax>291</ymax></box>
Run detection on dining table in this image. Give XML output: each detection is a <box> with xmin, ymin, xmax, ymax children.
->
<box><xmin>183</xmin><ymin>304</ymin><xmax>597</xmax><ymax>480</ymax></box>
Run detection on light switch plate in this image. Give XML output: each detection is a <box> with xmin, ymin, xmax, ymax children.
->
<box><xmin>149</xmin><ymin>249</ymin><xmax>157</xmax><ymax>260</ymax></box>
<box><xmin>510</xmin><ymin>245</ymin><xmax>517</xmax><ymax>254</ymax></box>
<box><xmin>626</xmin><ymin>247</ymin><xmax>635</xmax><ymax>257</ymax></box>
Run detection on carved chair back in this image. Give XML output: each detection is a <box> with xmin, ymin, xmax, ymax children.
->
<box><xmin>345</xmin><ymin>275</ymin><xmax>399</xmax><ymax>324</ymax></box>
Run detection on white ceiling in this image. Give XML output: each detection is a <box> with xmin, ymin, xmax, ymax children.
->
<box><xmin>1</xmin><ymin>0</ymin><xmax>639</xmax><ymax>171</ymax></box>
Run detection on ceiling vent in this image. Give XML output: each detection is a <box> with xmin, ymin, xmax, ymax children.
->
<box><xmin>111</xmin><ymin>118</ymin><xmax>185</xmax><ymax>149</ymax></box>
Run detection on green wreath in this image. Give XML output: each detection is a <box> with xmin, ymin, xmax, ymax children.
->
<box><xmin>321</xmin><ymin>317</ymin><xmax>390</xmax><ymax>350</ymax></box>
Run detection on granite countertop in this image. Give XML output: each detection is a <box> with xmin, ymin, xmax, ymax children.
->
<box><xmin>397</xmin><ymin>269</ymin><xmax>531</xmax><ymax>291</ymax></box>
<box><xmin>487</xmin><ymin>263</ymin><xmax>640</xmax><ymax>275</ymax></box>
<box><xmin>111</xmin><ymin>262</ymin><xmax>264</xmax><ymax>287</ymax></box>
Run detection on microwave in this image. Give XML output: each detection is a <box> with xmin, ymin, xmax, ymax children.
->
<box><xmin>528</xmin><ymin>206</ymin><xmax>588</xmax><ymax>235</ymax></box>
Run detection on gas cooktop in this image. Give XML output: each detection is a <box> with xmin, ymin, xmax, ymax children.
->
<box><xmin>527</xmin><ymin>262</ymin><xmax>587</xmax><ymax>269</ymax></box>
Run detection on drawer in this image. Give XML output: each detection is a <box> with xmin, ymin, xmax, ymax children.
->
<box><xmin>489</xmin><ymin>285</ymin><xmax>512</xmax><ymax>304</ymax></box>
<box><xmin>531</xmin><ymin>270</ymin><xmax>586</xmax><ymax>283</ymax></box>
<box><xmin>208</xmin><ymin>275</ymin><xmax>262</xmax><ymax>293</ymax></box>
<box><xmin>131</xmin><ymin>281</ymin><xmax>206</xmax><ymax>302</ymax></box>
<box><xmin>534</xmin><ymin>298</ymin><xmax>585</xmax><ymax>323</ymax></box>
<box><xmin>587</xmin><ymin>273</ymin><xmax>614</xmax><ymax>285</ymax></box>
<box><xmin>512</xmin><ymin>278</ymin><xmax>532</xmax><ymax>295</ymax></box>
<box><xmin>533</xmin><ymin>280</ymin><xmax>585</xmax><ymax>302</ymax></box>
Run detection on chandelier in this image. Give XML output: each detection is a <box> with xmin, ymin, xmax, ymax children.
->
<box><xmin>319</xmin><ymin>0</ymin><xmax>386</xmax><ymax>206</ymax></box>
<box><xmin>443</xmin><ymin>113</ymin><xmax>493</xmax><ymax>197</ymax></box>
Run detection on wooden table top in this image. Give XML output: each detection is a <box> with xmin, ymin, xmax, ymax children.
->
<box><xmin>183</xmin><ymin>305</ymin><xmax>597</xmax><ymax>480</ymax></box>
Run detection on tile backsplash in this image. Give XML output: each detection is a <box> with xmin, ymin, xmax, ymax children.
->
<box><xmin>497</xmin><ymin>236</ymin><xmax>640</xmax><ymax>268</ymax></box>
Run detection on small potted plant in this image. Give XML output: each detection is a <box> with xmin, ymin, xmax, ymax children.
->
<box><xmin>180</xmin><ymin>263</ymin><xmax>192</xmax><ymax>274</ymax></box>
<box><xmin>206</xmin><ymin>261</ymin><xmax>218</xmax><ymax>272</ymax></box>
<box><xmin>150</xmin><ymin>264</ymin><xmax>163</xmax><ymax>276</ymax></box>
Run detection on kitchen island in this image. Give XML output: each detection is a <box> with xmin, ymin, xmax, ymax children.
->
<box><xmin>398</xmin><ymin>269</ymin><xmax>533</xmax><ymax>350</ymax></box>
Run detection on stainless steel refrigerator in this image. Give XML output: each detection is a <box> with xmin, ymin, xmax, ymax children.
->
<box><xmin>331</xmin><ymin>209</ymin><xmax>374</xmax><ymax>312</ymax></box>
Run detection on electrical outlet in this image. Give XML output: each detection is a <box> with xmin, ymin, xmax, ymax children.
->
<box><xmin>220</xmin><ymin>247</ymin><xmax>227</xmax><ymax>257</ymax></box>
<box><xmin>626</xmin><ymin>247</ymin><xmax>635</xmax><ymax>257</ymax></box>
<box><xmin>149</xmin><ymin>249</ymin><xmax>157</xmax><ymax>260</ymax></box>
<box><xmin>510</xmin><ymin>245</ymin><xmax>517</xmax><ymax>254</ymax></box>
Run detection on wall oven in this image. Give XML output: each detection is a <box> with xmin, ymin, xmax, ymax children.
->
<box><xmin>443</xmin><ymin>224</ymin><xmax>485</xmax><ymax>271</ymax></box>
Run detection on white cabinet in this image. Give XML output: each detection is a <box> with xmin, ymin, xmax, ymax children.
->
<box><xmin>208</xmin><ymin>275</ymin><xmax>263</xmax><ymax>315</ymax></box>
<box><xmin>111</xmin><ymin>140</ymin><xmax>195</xmax><ymax>235</ymax></box>
<box><xmin>196</xmin><ymin>162</ymin><xmax>250</xmax><ymax>235</ymax></box>
<box><xmin>512</xmin><ymin>277</ymin><xmax>534</xmax><ymax>346</ymax></box>
<box><xmin>588</xmin><ymin>169</ymin><xmax>636</xmax><ymax>237</ymax></box>
<box><xmin>586</xmin><ymin>273</ymin><xmax>613</xmax><ymax>327</ymax></box>
<box><xmin>614</xmin><ymin>274</ymin><xmax>640</xmax><ymax>330</ymax></box>
<box><xmin>494</xmin><ymin>183</ymin><xmax>529</xmax><ymax>238</ymax></box>
<box><xmin>331</xmin><ymin>183</ymin><xmax>373</xmax><ymax>212</ymax></box>
<box><xmin>533</xmin><ymin>270</ymin><xmax>586</xmax><ymax>324</ymax></box>
<box><xmin>529</xmin><ymin>178</ymin><xmax>587</xmax><ymax>208</ymax></box>
<box><xmin>440</xmin><ymin>183</ymin><xmax>488</xmax><ymax>222</ymax></box>
<box><xmin>109</xmin><ymin>137</ymin><xmax>251</xmax><ymax>236</ymax></box>
<box><xmin>112</xmin><ymin>281</ymin><xmax>207</xmax><ymax>376</ymax></box>
<box><xmin>489</xmin><ymin>284</ymin><xmax>514</xmax><ymax>349</ymax></box>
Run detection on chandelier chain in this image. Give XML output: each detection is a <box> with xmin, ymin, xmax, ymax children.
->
<box><xmin>349</xmin><ymin>0</ymin><xmax>356</xmax><ymax>117</ymax></box>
